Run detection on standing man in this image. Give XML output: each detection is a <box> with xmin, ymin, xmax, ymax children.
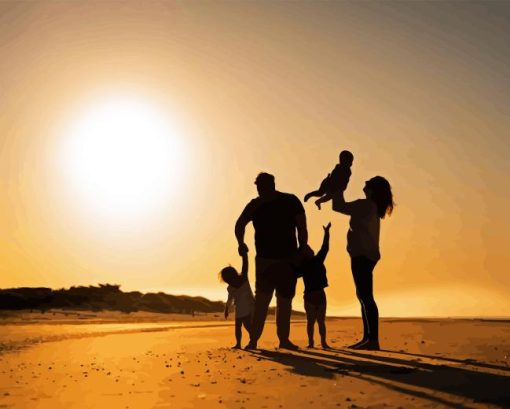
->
<box><xmin>235</xmin><ymin>172</ymin><xmax>308</xmax><ymax>350</ymax></box>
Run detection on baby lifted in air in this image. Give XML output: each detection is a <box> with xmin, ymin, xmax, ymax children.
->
<box><xmin>304</xmin><ymin>150</ymin><xmax>353</xmax><ymax>210</ymax></box>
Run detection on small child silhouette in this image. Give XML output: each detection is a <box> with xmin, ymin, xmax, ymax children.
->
<box><xmin>304</xmin><ymin>150</ymin><xmax>354</xmax><ymax>209</ymax></box>
<box><xmin>297</xmin><ymin>222</ymin><xmax>332</xmax><ymax>349</ymax></box>
<box><xmin>220</xmin><ymin>253</ymin><xmax>254</xmax><ymax>349</ymax></box>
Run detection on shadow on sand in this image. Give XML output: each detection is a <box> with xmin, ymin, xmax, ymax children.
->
<box><xmin>250</xmin><ymin>348</ymin><xmax>510</xmax><ymax>408</ymax></box>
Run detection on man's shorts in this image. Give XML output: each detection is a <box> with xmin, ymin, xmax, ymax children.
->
<box><xmin>255</xmin><ymin>257</ymin><xmax>297</xmax><ymax>299</ymax></box>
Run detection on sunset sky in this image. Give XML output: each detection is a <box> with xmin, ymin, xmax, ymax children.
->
<box><xmin>1</xmin><ymin>1</ymin><xmax>509</xmax><ymax>317</ymax></box>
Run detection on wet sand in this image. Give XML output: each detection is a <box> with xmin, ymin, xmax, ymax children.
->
<box><xmin>0</xmin><ymin>316</ymin><xmax>509</xmax><ymax>408</ymax></box>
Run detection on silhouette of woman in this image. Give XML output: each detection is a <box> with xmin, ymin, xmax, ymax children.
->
<box><xmin>332</xmin><ymin>176</ymin><xmax>394</xmax><ymax>350</ymax></box>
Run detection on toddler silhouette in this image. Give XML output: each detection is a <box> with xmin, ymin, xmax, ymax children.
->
<box><xmin>304</xmin><ymin>150</ymin><xmax>353</xmax><ymax>209</ymax></box>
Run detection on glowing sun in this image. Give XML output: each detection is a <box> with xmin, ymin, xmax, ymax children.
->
<box><xmin>59</xmin><ymin>97</ymin><xmax>185</xmax><ymax>223</ymax></box>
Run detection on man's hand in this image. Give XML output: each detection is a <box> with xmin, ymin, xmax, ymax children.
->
<box><xmin>224</xmin><ymin>308</ymin><xmax>229</xmax><ymax>319</ymax></box>
<box><xmin>238</xmin><ymin>242</ymin><xmax>249</xmax><ymax>256</ymax></box>
<box><xmin>299</xmin><ymin>244</ymin><xmax>314</xmax><ymax>259</ymax></box>
<box><xmin>323</xmin><ymin>222</ymin><xmax>332</xmax><ymax>232</ymax></box>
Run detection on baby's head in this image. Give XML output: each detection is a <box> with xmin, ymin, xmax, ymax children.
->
<box><xmin>339</xmin><ymin>150</ymin><xmax>354</xmax><ymax>167</ymax></box>
<box><xmin>219</xmin><ymin>265</ymin><xmax>239</xmax><ymax>285</ymax></box>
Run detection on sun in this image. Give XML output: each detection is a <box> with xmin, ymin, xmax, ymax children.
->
<box><xmin>59</xmin><ymin>96</ymin><xmax>185</xmax><ymax>224</ymax></box>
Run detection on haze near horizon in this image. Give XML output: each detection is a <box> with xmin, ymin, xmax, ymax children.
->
<box><xmin>1</xmin><ymin>1</ymin><xmax>509</xmax><ymax>317</ymax></box>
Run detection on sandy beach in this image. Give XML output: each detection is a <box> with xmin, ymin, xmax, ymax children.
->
<box><xmin>0</xmin><ymin>314</ymin><xmax>509</xmax><ymax>408</ymax></box>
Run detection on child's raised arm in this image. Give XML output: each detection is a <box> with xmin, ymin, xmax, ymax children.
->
<box><xmin>240</xmin><ymin>253</ymin><xmax>249</xmax><ymax>280</ymax></box>
<box><xmin>317</xmin><ymin>222</ymin><xmax>331</xmax><ymax>263</ymax></box>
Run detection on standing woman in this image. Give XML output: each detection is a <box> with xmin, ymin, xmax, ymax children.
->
<box><xmin>332</xmin><ymin>176</ymin><xmax>394</xmax><ymax>350</ymax></box>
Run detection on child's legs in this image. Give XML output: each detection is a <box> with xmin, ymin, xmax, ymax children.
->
<box><xmin>317</xmin><ymin>302</ymin><xmax>327</xmax><ymax>342</ymax></box>
<box><xmin>235</xmin><ymin>318</ymin><xmax>243</xmax><ymax>345</ymax></box>
<box><xmin>305</xmin><ymin>175</ymin><xmax>331</xmax><ymax>202</ymax></box>
<box><xmin>304</xmin><ymin>300</ymin><xmax>318</xmax><ymax>344</ymax></box>
<box><xmin>304</xmin><ymin>189</ymin><xmax>323</xmax><ymax>202</ymax></box>
<box><xmin>315</xmin><ymin>193</ymin><xmax>333</xmax><ymax>205</ymax></box>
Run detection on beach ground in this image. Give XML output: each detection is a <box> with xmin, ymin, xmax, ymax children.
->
<box><xmin>0</xmin><ymin>314</ymin><xmax>509</xmax><ymax>408</ymax></box>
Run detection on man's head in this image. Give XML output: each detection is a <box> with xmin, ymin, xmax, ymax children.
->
<box><xmin>339</xmin><ymin>150</ymin><xmax>354</xmax><ymax>166</ymax></box>
<box><xmin>255</xmin><ymin>172</ymin><xmax>276</xmax><ymax>197</ymax></box>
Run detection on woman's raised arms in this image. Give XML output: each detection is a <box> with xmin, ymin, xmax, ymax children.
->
<box><xmin>332</xmin><ymin>191</ymin><xmax>371</xmax><ymax>217</ymax></box>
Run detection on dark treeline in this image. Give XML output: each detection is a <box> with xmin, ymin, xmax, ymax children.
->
<box><xmin>0</xmin><ymin>284</ymin><xmax>305</xmax><ymax>316</ymax></box>
<box><xmin>0</xmin><ymin>284</ymin><xmax>225</xmax><ymax>314</ymax></box>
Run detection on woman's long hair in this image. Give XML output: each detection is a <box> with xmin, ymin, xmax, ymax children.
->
<box><xmin>366</xmin><ymin>176</ymin><xmax>394</xmax><ymax>219</ymax></box>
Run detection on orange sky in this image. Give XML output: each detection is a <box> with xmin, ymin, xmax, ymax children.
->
<box><xmin>1</xmin><ymin>1</ymin><xmax>509</xmax><ymax>316</ymax></box>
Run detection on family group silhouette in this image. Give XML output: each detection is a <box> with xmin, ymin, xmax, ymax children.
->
<box><xmin>221</xmin><ymin>151</ymin><xmax>394</xmax><ymax>351</ymax></box>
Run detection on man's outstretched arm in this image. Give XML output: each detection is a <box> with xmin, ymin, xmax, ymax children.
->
<box><xmin>240</xmin><ymin>252</ymin><xmax>249</xmax><ymax>279</ymax></box>
<box><xmin>296</xmin><ymin>212</ymin><xmax>308</xmax><ymax>249</ymax></box>
<box><xmin>235</xmin><ymin>214</ymin><xmax>250</xmax><ymax>255</ymax></box>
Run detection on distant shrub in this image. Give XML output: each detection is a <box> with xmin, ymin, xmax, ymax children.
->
<box><xmin>0</xmin><ymin>283</ymin><xmax>228</xmax><ymax>315</ymax></box>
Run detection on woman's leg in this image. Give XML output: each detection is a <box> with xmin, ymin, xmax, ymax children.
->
<box><xmin>362</xmin><ymin>263</ymin><xmax>379</xmax><ymax>342</ymax></box>
<box><xmin>351</xmin><ymin>257</ymin><xmax>369</xmax><ymax>344</ymax></box>
<box><xmin>351</xmin><ymin>257</ymin><xmax>379</xmax><ymax>348</ymax></box>
<box><xmin>360</xmin><ymin>305</ymin><xmax>369</xmax><ymax>340</ymax></box>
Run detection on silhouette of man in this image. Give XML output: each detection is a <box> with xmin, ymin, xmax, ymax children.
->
<box><xmin>235</xmin><ymin>172</ymin><xmax>308</xmax><ymax>350</ymax></box>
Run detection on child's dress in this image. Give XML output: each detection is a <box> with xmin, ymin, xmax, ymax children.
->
<box><xmin>227</xmin><ymin>280</ymin><xmax>255</xmax><ymax>319</ymax></box>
